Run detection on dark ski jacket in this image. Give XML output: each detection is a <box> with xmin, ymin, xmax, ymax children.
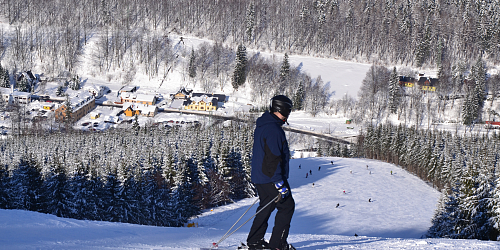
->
<box><xmin>251</xmin><ymin>111</ymin><xmax>290</xmax><ymax>184</ymax></box>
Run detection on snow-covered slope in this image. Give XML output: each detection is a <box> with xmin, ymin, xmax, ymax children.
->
<box><xmin>1</xmin><ymin>157</ymin><xmax>499</xmax><ymax>249</ymax></box>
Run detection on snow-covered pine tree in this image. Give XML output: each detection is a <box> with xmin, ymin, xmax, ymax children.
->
<box><xmin>70</xmin><ymin>75</ymin><xmax>81</xmax><ymax>90</ymax></box>
<box><xmin>279</xmin><ymin>53</ymin><xmax>291</xmax><ymax>88</ymax></box>
<box><xmin>491</xmin><ymin>175</ymin><xmax>500</xmax><ymax>240</ymax></box>
<box><xmin>17</xmin><ymin>77</ymin><xmax>30</xmax><ymax>92</ymax></box>
<box><xmin>188</xmin><ymin>48</ymin><xmax>197</xmax><ymax>80</ymax></box>
<box><xmin>388</xmin><ymin>67</ymin><xmax>400</xmax><ymax>114</ymax></box>
<box><xmin>56</xmin><ymin>85</ymin><xmax>64</xmax><ymax>96</ymax></box>
<box><xmin>0</xmin><ymin>64</ymin><xmax>9</xmax><ymax>88</ymax></box>
<box><xmin>7</xmin><ymin>156</ymin><xmax>43</xmax><ymax>211</ymax></box>
<box><xmin>0</xmin><ymin>163</ymin><xmax>8</xmax><ymax>208</ymax></box>
<box><xmin>232</xmin><ymin>44</ymin><xmax>247</xmax><ymax>90</ymax></box>
<box><xmin>170</xmin><ymin>157</ymin><xmax>199</xmax><ymax>227</ymax></box>
<box><xmin>100</xmin><ymin>170</ymin><xmax>129</xmax><ymax>223</ymax></box>
<box><xmin>427</xmin><ymin>185</ymin><xmax>454</xmax><ymax>238</ymax></box>
<box><xmin>41</xmin><ymin>161</ymin><xmax>71</xmax><ymax>218</ymax></box>
<box><xmin>293</xmin><ymin>80</ymin><xmax>305</xmax><ymax>111</ymax></box>
<box><xmin>62</xmin><ymin>95</ymin><xmax>74</xmax><ymax>125</ymax></box>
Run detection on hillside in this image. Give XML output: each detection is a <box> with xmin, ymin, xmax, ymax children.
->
<box><xmin>1</xmin><ymin>157</ymin><xmax>498</xmax><ymax>249</ymax></box>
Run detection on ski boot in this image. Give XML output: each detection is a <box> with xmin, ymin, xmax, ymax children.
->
<box><xmin>240</xmin><ymin>238</ymin><xmax>270</xmax><ymax>249</ymax></box>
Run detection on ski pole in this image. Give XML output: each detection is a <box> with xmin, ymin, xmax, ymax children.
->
<box><xmin>210</xmin><ymin>193</ymin><xmax>281</xmax><ymax>249</ymax></box>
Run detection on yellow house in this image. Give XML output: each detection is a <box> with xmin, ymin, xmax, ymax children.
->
<box><xmin>185</xmin><ymin>95</ymin><xmax>218</xmax><ymax>111</ymax></box>
<box><xmin>124</xmin><ymin>106</ymin><xmax>141</xmax><ymax>117</ymax></box>
<box><xmin>421</xmin><ymin>86</ymin><xmax>436</xmax><ymax>91</ymax></box>
<box><xmin>42</xmin><ymin>103</ymin><xmax>54</xmax><ymax>110</ymax></box>
<box><xmin>122</xmin><ymin>103</ymin><xmax>158</xmax><ymax>117</ymax></box>
<box><xmin>90</xmin><ymin>112</ymin><xmax>101</xmax><ymax>119</ymax></box>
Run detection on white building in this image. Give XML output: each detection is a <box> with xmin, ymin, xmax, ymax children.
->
<box><xmin>84</xmin><ymin>85</ymin><xmax>106</xmax><ymax>99</ymax></box>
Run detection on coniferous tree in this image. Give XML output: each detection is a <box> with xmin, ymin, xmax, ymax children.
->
<box><xmin>70</xmin><ymin>75</ymin><xmax>81</xmax><ymax>90</ymax></box>
<box><xmin>188</xmin><ymin>48</ymin><xmax>197</xmax><ymax>80</ymax></box>
<box><xmin>0</xmin><ymin>64</ymin><xmax>9</xmax><ymax>88</ymax></box>
<box><xmin>7</xmin><ymin>157</ymin><xmax>43</xmax><ymax>211</ymax></box>
<box><xmin>42</xmin><ymin>162</ymin><xmax>71</xmax><ymax>217</ymax></box>
<box><xmin>17</xmin><ymin>77</ymin><xmax>30</xmax><ymax>92</ymax></box>
<box><xmin>0</xmin><ymin>163</ymin><xmax>8</xmax><ymax>208</ymax></box>
<box><xmin>279</xmin><ymin>53</ymin><xmax>291</xmax><ymax>89</ymax></box>
<box><xmin>56</xmin><ymin>85</ymin><xmax>64</xmax><ymax>96</ymax></box>
<box><xmin>388</xmin><ymin>67</ymin><xmax>400</xmax><ymax>114</ymax></box>
<box><xmin>63</xmin><ymin>95</ymin><xmax>74</xmax><ymax>125</ymax></box>
<box><xmin>232</xmin><ymin>45</ymin><xmax>247</xmax><ymax>90</ymax></box>
<box><xmin>293</xmin><ymin>81</ymin><xmax>305</xmax><ymax>111</ymax></box>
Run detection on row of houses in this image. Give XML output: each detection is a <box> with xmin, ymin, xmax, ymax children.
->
<box><xmin>399</xmin><ymin>75</ymin><xmax>439</xmax><ymax>91</ymax></box>
<box><xmin>117</xmin><ymin>88</ymin><xmax>225</xmax><ymax>117</ymax></box>
<box><xmin>170</xmin><ymin>88</ymin><xmax>225</xmax><ymax>111</ymax></box>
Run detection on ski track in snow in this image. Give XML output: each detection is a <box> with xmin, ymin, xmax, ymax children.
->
<box><xmin>1</xmin><ymin>157</ymin><xmax>500</xmax><ymax>249</ymax></box>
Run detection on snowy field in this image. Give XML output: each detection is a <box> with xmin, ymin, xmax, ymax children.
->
<box><xmin>1</xmin><ymin>157</ymin><xmax>499</xmax><ymax>249</ymax></box>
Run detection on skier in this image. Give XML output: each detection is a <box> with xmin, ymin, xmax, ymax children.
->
<box><xmin>318</xmin><ymin>166</ymin><xmax>321</xmax><ymax>171</ymax></box>
<box><xmin>298</xmin><ymin>164</ymin><xmax>301</xmax><ymax>169</ymax></box>
<box><xmin>306</xmin><ymin>173</ymin><xmax>308</xmax><ymax>178</ymax></box>
<box><xmin>246</xmin><ymin>95</ymin><xmax>295</xmax><ymax>250</ymax></box>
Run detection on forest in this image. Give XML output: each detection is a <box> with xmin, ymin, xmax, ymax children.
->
<box><xmin>2</xmin><ymin>0</ymin><xmax>500</xmax><ymax>73</ymax></box>
<box><xmin>0</xmin><ymin>123</ymin><xmax>255</xmax><ymax>226</ymax></box>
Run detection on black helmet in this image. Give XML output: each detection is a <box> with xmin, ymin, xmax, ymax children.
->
<box><xmin>270</xmin><ymin>95</ymin><xmax>293</xmax><ymax>118</ymax></box>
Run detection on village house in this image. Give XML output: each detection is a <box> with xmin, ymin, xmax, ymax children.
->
<box><xmin>122</xmin><ymin>103</ymin><xmax>158</xmax><ymax>117</ymax></box>
<box><xmin>90</xmin><ymin>111</ymin><xmax>101</xmax><ymax>119</ymax></box>
<box><xmin>120</xmin><ymin>92</ymin><xmax>157</xmax><ymax>105</ymax></box>
<box><xmin>84</xmin><ymin>85</ymin><xmax>106</xmax><ymax>99</ymax></box>
<box><xmin>0</xmin><ymin>88</ymin><xmax>32</xmax><ymax>105</ymax></box>
<box><xmin>185</xmin><ymin>95</ymin><xmax>218</xmax><ymax>111</ymax></box>
<box><xmin>418</xmin><ymin>77</ymin><xmax>439</xmax><ymax>91</ymax></box>
<box><xmin>42</xmin><ymin>103</ymin><xmax>55</xmax><ymax>110</ymax></box>
<box><xmin>16</xmin><ymin>71</ymin><xmax>38</xmax><ymax>84</ymax></box>
<box><xmin>54</xmin><ymin>93</ymin><xmax>96</xmax><ymax>122</ymax></box>
<box><xmin>398</xmin><ymin>76</ymin><xmax>416</xmax><ymax>87</ymax></box>
<box><xmin>173</xmin><ymin>88</ymin><xmax>193</xmax><ymax>99</ymax></box>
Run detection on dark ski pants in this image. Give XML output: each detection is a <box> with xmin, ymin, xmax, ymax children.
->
<box><xmin>247</xmin><ymin>182</ymin><xmax>295</xmax><ymax>248</ymax></box>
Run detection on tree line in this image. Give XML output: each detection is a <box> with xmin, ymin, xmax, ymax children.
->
<box><xmin>0</xmin><ymin>122</ymin><xmax>255</xmax><ymax>226</ymax></box>
<box><xmin>2</xmin><ymin>0</ymin><xmax>500</xmax><ymax>75</ymax></box>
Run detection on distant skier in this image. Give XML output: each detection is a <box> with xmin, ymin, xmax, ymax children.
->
<box><xmin>369</xmin><ymin>198</ymin><xmax>372</xmax><ymax>202</ymax></box>
<box><xmin>309</xmin><ymin>170</ymin><xmax>312</xmax><ymax>175</ymax></box>
<box><xmin>246</xmin><ymin>95</ymin><xmax>295</xmax><ymax>250</ymax></box>
<box><xmin>312</xmin><ymin>183</ymin><xmax>315</xmax><ymax>187</ymax></box>
<box><xmin>366</xmin><ymin>165</ymin><xmax>368</xmax><ymax>169</ymax></box>
<box><xmin>318</xmin><ymin>166</ymin><xmax>321</xmax><ymax>171</ymax></box>
<box><xmin>343</xmin><ymin>190</ymin><xmax>346</xmax><ymax>194</ymax></box>
<box><xmin>391</xmin><ymin>170</ymin><xmax>393</xmax><ymax>175</ymax></box>
<box><xmin>331</xmin><ymin>161</ymin><xmax>333</xmax><ymax>165</ymax></box>
<box><xmin>336</xmin><ymin>203</ymin><xmax>339</xmax><ymax>208</ymax></box>
<box><xmin>306</xmin><ymin>173</ymin><xmax>308</xmax><ymax>178</ymax></box>
<box><xmin>299</xmin><ymin>164</ymin><xmax>301</xmax><ymax>169</ymax></box>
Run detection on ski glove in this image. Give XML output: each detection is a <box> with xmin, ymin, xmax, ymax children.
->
<box><xmin>274</xmin><ymin>180</ymin><xmax>289</xmax><ymax>199</ymax></box>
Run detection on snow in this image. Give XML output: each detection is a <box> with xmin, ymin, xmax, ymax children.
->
<box><xmin>1</xmin><ymin>157</ymin><xmax>499</xmax><ymax>249</ymax></box>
